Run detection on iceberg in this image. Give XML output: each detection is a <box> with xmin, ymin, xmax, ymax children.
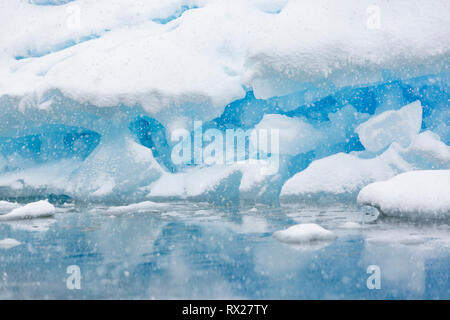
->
<box><xmin>280</xmin><ymin>131</ymin><xmax>450</xmax><ymax>201</ymax></box>
<box><xmin>147</xmin><ymin>165</ymin><xmax>242</xmax><ymax>204</ymax></box>
<box><xmin>273</xmin><ymin>223</ymin><xmax>337</xmax><ymax>244</ymax></box>
<box><xmin>0</xmin><ymin>0</ymin><xmax>448</xmax><ymax>206</ymax></box>
<box><xmin>0</xmin><ymin>200</ymin><xmax>55</xmax><ymax>221</ymax></box>
<box><xmin>357</xmin><ymin>170</ymin><xmax>450</xmax><ymax>218</ymax></box>
<box><xmin>104</xmin><ymin>201</ymin><xmax>170</xmax><ymax>215</ymax></box>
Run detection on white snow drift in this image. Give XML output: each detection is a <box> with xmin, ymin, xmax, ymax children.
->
<box><xmin>357</xmin><ymin>170</ymin><xmax>450</xmax><ymax>218</ymax></box>
<box><xmin>0</xmin><ymin>200</ymin><xmax>55</xmax><ymax>221</ymax></box>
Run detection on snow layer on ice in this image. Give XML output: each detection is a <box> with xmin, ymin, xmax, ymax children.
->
<box><xmin>0</xmin><ymin>200</ymin><xmax>55</xmax><ymax>221</ymax></box>
<box><xmin>0</xmin><ymin>1</ymin><xmax>449</xmax><ymax>205</ymax></box>
<box><xmin>357</xmin><ymin>170</ymin><xmax>450</xmax><ymax>218</ymax></box>
<box><xmin>147</xmin><ymin>165</ymin><xmax>242</xmax><ymax>202</ymax></box>
<box><xmin>0</xmin><ymin>0</ymin><xmax>449</xmax><ymax>126</ymax></box>
<box><xmin>273</xmin><ymin>223</ymin><xmax>336</xmax><ymax>244</ymax></box>
<box><xmin>105</xmin><ymin>201</ymin><xmax>169</xmax><ymax>215</ymax></box>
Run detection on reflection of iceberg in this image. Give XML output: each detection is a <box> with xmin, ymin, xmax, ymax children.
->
<box><xmin>360</xmin><ymin>242</ymin><xmax>426</xmax><ymax>297</ymax></box>
<box><xmin>273</xmin><ymin>223</ymin><xmax>336</xmax><ymax>245</ymax></box>
<box><xmin>358</xmin><ymin>170</ymin><xmax>450</xmax><ymax>219</ymax></box>
<box><xmin>0</xmin><ymin>200</ymin><xmax>20</xmax><ymax>213</ymax></box>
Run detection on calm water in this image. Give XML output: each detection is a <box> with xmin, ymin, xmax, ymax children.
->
<box><xmin>0</xmin><ymin>202</ymin><xmax>449</xmax><ymax>299</ymax></box>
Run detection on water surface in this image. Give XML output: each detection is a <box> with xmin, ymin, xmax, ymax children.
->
<box><xmin>0</xmin><ymin>202</ymin><xmax>448</xmax><ymax>299</ymax></box>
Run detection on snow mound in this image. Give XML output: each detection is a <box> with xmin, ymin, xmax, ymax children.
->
<box><xmin>273</xmin><ymin>223</ymin><xmax>336</xmax><ymax>244</ymax></box>
<box><xmin>357</xmin><ymin>170</ymin><xmax>450</xmax><ymax>218</ymax></box>
<box><xmin>0</xmin><ymin>200</ymin><xmax>55</xmax><ymax>221</ymax></box>
<box><xmin>0</xmin><ymin>238</ymin><xmax>21</xmax><ymax>249</ymax></box>
<box><xmin>280</xmin><ymin>131</ymin><xmax>450</xmax><ymax>200</ymax></box>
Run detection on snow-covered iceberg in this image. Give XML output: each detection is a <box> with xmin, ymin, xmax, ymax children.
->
<box><xmin>0</xmin><ymin>200</ymin><xmax>55</xmax><ymax>221</ymax></box>
<box><xmin>357</xmin><ymin>170</ymin><xmax>450</xmax><ymax>218</ymax></box>
<box><xmin>280</xmin><ymin>111</ymin><xmax>450</xmax><ymax>202</ymax></box>
<box><xmin>273</xmin><ymin>223</ymin><xmax>336</xmax><ymax>244</ymax></box>
<box><xmin>0</xmin><ymin>0</ymin><xmax>448</xmax><ymax>205</ymax></box>
<box><xmin>104</xmin><ymin>201</ymin><xmax>169</xmax><ymax>215</ymax></box>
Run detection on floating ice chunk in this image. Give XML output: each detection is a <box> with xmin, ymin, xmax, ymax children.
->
<box><xmin>357</xmin><ymin>170</ymin><xmax>450</xmax><ymax>218</ymax></box>
<box><xmin>0</xmin><ymin>238</ymin><xmax>21</xmax><ymax>249</ymax></box>
<box><xmin>0</xmin><ymin>200</ymin><xmax>55</xmax><ymax>221</ymax></box>
<box><xmin>273</xmin><ymin>223</ymin><xmax>336</xmax><ymax>244</ymax></box>
<box><xmin>356</xmin><ymin>101</ymin><xmax>422</xmax><ymax>152</ymax></box>
<box><xmin>105</xmin><ymin>201</ymin><xmax>168</xmax><ymax>215</ymax></box>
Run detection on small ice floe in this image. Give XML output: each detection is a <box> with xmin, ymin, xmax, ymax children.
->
<box><xmin>0</xmin><ymin>200</ymin><xmax>55</xmax><ymax>221</ymax></box>
<box><xmin>273</xmin><ymin>223</ymin><xmax>337</xmax><ymax>247</ymax></box>
<box><xmin>0</xmin><ymin>238</ymin><xmax>21</xmax><ymax>249</ymax></box>
<box><xmin>105</xmin><ymin>201</ymin><xmax>167</xmax><ymax>215</ymax></box>
<box><xmin>358</xmin><ymin>170</ymin><xmax>450</xmax><ymax>219</ymax></box>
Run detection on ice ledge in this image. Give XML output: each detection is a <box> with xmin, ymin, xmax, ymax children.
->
<box><xmin>357</xmin><ymin>170</ymin><xmax>450</xmax><ymax>219</ymax></box>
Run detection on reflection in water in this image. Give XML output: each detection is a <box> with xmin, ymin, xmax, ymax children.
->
<box><xmin>0</xmin><ymin>203</ymin><xmax>448</xmax><ymax>299</ymax></box>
